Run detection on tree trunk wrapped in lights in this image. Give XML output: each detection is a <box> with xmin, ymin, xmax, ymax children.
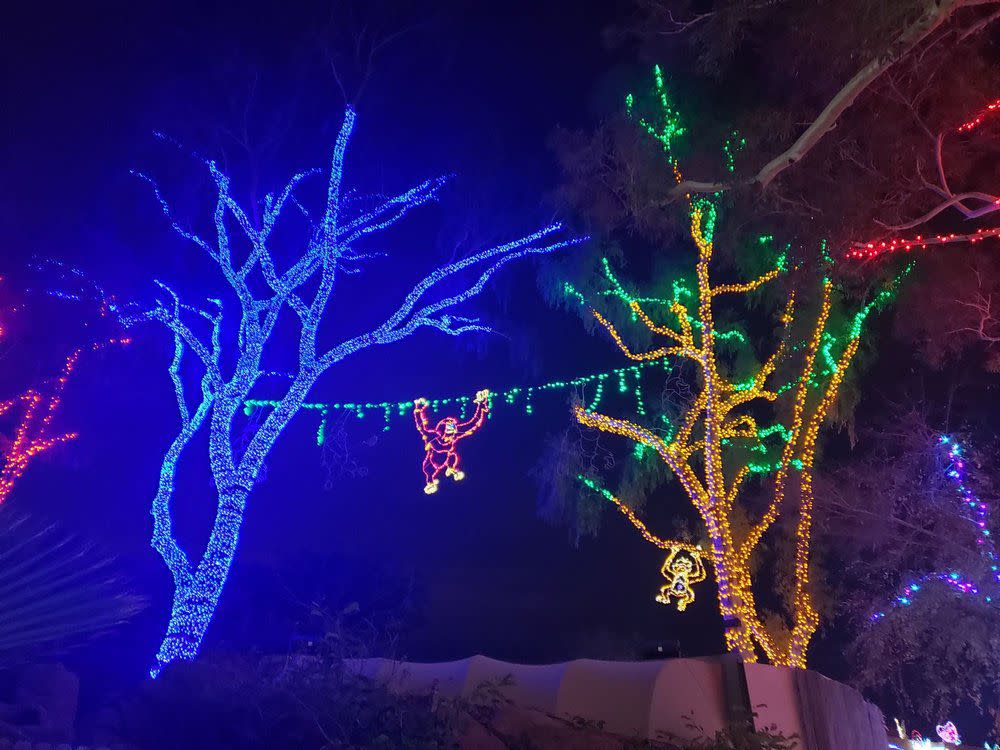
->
<box><xmin>573</xmin><ymin>200</ymin><xmax>906</xmax><ymax>667</ymax></box>
<box><xmin>559</xmin><ymin>67</ymin><xmax>913</xmax><ymax>666</ymax></box>
<box><xmin>123</xmin><ymin>106</ymin><xmax>582</xmax><ymax>676</ymax></box>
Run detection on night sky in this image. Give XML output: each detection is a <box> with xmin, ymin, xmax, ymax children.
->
<box><xmin>0</xmin><ymin>0</ymin><xmax>733</xmax><ymax>704</ymax></box>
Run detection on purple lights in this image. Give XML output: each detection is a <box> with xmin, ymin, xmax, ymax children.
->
<box><xmin>870</xmin><ymin>435</ymin><xmax>996</xmax><ymax>622</ymax></box>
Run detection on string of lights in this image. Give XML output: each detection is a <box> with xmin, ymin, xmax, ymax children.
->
<box><xmin>245</xmin><ymin>357</ymin><xmax>673</xmax><ymax>445</ymax></box>
<box><xmin>847</xmin><ymin>94</ymin><xmax>1000</xmax><ymax>261</ymax></box>
<box><xmin>845</xmin><ymin>227</ymin><xmax>1000</xmax><ymax>261</ymax></box>
<box><xmin>957</xmin><ymin>97</ymin><xmax>1000</xmax><ymax>133</ymax></box>
<box><xmin>626</xmin><ymin>64</ymin><xmax>686</xmax><ymax>183</ymax></box>
<box><xmin>564</xmin><ymin>258</ymin><xmax>759</xmax><ymax>345</ymax></box>
<box><xmin>576</xmin><ymin>474</ymin><xmax>701</xmax><ymax>552</ymax></box>
<box><xmin>723</xmin><ymin>130</ymin><xmax>746</xmax><ymax>174</ymax></box>
<box><xmin>577</xmin><ymin>474</ymin><xmax>709</xmax><ymax>611</ymax></box>
<box><xmin>871</xmin><ymin>434</ymin><xmax>998</xmax><ymax>621</ymax></box>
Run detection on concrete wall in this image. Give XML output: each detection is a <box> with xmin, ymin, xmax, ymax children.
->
<box><xmin>349</xmin><ymin>655</ymin><xmax>727</xmax><ymax>742</ymax></box>
<box><xmin>745</xmin><ymin>662</ymin><xmax>886</xmax><ymax>750</ymax></box>
<box><xmin>888</xmin><ymin>740</ymin><xmax>977</xmax><ymax>750</ymax></box>
<box><xmin>744</xmin><ymin>662</ymin><xmax>807</xmax><ymax>738</ymax></box>
<box><xmin>347</xmin><ymin>655</ymin><xmax>889</xmax><ymax>749</ymax></box>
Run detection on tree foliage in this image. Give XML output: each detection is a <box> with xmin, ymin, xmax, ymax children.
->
<box><xmin>615</xmin><ymin>2</ymin><xmax>1000</xmax><ymax>377</ymax></box>
<box><xmin>815</xmin><ymin>407</ymin><xmax>1000</xmax><ymax>733</ymax></box>
<box><xmin>541</xmin><ymin>1</ymin><xmax>1000</xmax><ymax>676</ymax></box>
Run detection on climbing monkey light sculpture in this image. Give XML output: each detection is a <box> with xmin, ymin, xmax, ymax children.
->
<box><xmin>413</xmin><ymin>389</ymin><xmax>490</xmax><ymax>494</ymax></box>
<box><xmin>656</xmin><ymin>546</ymin><xmax>707</xmax><ymax>612</ymax></box>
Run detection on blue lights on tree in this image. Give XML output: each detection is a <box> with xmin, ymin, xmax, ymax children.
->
<box><xmin>125</xmin><ymin>106</ymin><xmax>581</xmax><ymax>676</ymax></box>
<box><xmin>870</xmin><ymin>434</ymin><xmax>999</xmax><ymax>622</ymax></box>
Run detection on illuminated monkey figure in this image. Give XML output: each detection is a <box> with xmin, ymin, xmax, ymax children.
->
<box><xmin>413</xmin><ymin>389</ymin><xmax>490</xmax><ymax>494</ymax></box>
<box><xmin>655</xmin><ymin>547</ymin><xmax>706</xmax><ymax>612</ymax></box>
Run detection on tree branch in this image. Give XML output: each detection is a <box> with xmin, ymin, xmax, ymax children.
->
<box><xmin>878</xmin><ymin>192</ymin><xmax>1000</xmax><ymax>231</ymax></box>
<box><xmin>668</xmin><ymin>0</ymin><xmax>969</xmax><ymax>200</ymax></box>
<box><xmin>573</xmin><ymin>404</ymin><xmax>707</xmax><ymax>511</ymax></box>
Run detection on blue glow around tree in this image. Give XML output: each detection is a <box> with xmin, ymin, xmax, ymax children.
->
<box><xmin>125</xmin><ymin>106</ymin><xmax>582</xmax><ymax>676</ymax></box>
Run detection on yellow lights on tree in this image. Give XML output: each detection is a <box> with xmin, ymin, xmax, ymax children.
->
<box><xmin>572</xmin><ymin>202</ymin><xmax>903</xmax><ymax>668</ymax></box>
<box><xmin>566</xmin><ymin>66</ymin><xmax>910</xmax><ymax>667</ymax></box>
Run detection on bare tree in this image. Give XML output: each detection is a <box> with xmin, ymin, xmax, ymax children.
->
<box><xmin>123</xmin><ymin>106</ymin><xmax>581</xmax><ymax>675</ymax></box>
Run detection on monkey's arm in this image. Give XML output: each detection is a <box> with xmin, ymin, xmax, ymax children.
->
<box><xmin>413</xmin><ymin>402</ymin><xmax>433</xmax><ymax>438</ymax></box>
<box><xmin>455</xmin><ymin>399</ymin><xmax>489</xmax><ymax>437</ymax></box>
<box><xmin>691</xmin><ymin>561</ymin><xmax>708</xmax><ymax>583</ymax></box>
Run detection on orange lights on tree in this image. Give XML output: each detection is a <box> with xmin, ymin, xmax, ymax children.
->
<box><xmin>0</xmin><ymin>337</ymin><xmax>128</xmax><ymax>505</ymax></box>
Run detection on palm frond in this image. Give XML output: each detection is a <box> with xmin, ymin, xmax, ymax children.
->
<box><xmin>0</xmin><ymin>507</ymin><xmax>145</xmax><ymax>666</ymax></box>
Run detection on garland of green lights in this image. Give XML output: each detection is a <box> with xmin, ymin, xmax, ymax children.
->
<box><xmin>723</xmin><ymin>131</ymin><xmax>746</xmax><ymax>174</ymax></box>
<box><xmin>564</xmin><ymin>244</ymin><xmax>910</xmax><ymax>479</ymax></box>
<box><xmin>245</xmin><ymin>357</ymin><xmax>674</xmax><ymax>445</ymax></box>
<box><xmin>563</xmin><ymin>253</ymin><xmax>792</xmax><ymax>347</ymax></box>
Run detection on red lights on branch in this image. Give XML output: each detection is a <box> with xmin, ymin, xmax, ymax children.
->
<box><xmin>846</xmin><ymin>95</ymin><xmax>1000</xmax><ymax>262</ymax></box>
<box><xmin>845</xmin><ymin>228</ymin><xmax>1000</xmax><ymax>261</ymax></box>
<box><xmin>957</xmin><ymin>97</ymin><xmax>1000</xmax><ymax>133</ymax></box>
<box><xmin>0</xmin><ymin>337</ymin><xmax>129</xmax><ymax>505</ymax></box>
